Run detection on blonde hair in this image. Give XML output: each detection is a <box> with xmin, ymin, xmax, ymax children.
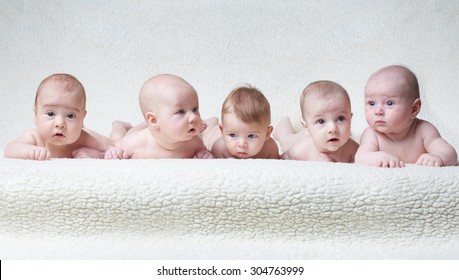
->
<box><xmin>300</xmin><ymin>80</ymin><xmax>350</xmax><ymax>119</ymax></box>
<box><xmin>35</xmin><ymin>73</ymin><xmax>86</xmax><ymax>108</ymax></box>
<box><xmin>222</xmin><ymin>85</ymin><xmax>271</xmax><ymax>125</ymax></box>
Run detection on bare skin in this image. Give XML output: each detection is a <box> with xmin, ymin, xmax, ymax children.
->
<box><xmin>4</xmin><ymin>74</ymin><xmax>110</xmax><ymax>160</ymax></box>
<box><xmin>105</xmin><ymin>74</ymin><xmax>213</xmax><ymax>159</ymax></box>
<box><xmin>355</xmin><ymin>65</ymin><xmax>457</xmax><ymax>167</ymax></box>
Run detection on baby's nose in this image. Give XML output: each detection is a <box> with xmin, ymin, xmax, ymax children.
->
<box><xmin>238</xmin><ymin>138</ymin><xmax>248</xmax><ymax>147</ymax></box>
<box><xmin>188</xmin><ymin>112</ymin><xmax>197</xmax><ymax>122</ymax></box>
<box><xmin>328</xmin><ymin>122</ymin><xmax>338</xmax><ymax>133</ymax></box>
<box><xmin>54</xmin><ymin>116</ymin><xmax>65</xmax><ymax>128</ymax></box>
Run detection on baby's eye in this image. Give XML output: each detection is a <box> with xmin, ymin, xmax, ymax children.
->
<box><xmin>368</xmin><ymin>101</ymin><xmax>375</xmax><ymax>106</ymax></box>
<box><xmin>46</xmin><ymin>111</ymin><xmax>55</xmax><ymax>117</ymax></box>
<box><xmin>176</xmin><ymin>109</ymin><xmax>186</xmax><ymax>115</ymax></box>
<box><xmin>337</xmin><ymin>116</ymin><xmax>346</xmax><ymax>122</ymax></box>
<box><xmin>316</xmin><ymin>119</ymin><xmax>325</xmax><ymax>125</ymax></box>
<box><xmin>66</xmin><ymin>113</ymin><xmax>76</xmax><ymax>119</ymax></box>
<box><xmin>248</xmin><ymin>134</ymin><xmax>258</xmax><ymax>139</ymax></box>
<box><xmin>192</xmin><ymin>107</ymin><xmax>199</xmax><ymax>113</ymax></box>
<box><xmin>386</xmin><ymin>101</ymin><xmax>394</xmax><ymax>106</ymax></box>
<box><xmin>228</xmin><ymin>133</ymin><xmax>237</xmax><ymax>138</ymax></box>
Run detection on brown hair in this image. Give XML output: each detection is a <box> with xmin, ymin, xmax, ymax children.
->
<box><xmin>300</xmin><ymin>80</ymin><xmax>350</xmax><ymax>119</ymax></box>
<box><xmin>221</xmin><ymin>85</ymin><xmax>271</xmax><ymax>125</ymax></box>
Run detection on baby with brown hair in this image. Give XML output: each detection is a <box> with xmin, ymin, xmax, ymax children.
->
<box><xmin>203</xmin><ymin>85</ymin><xmax>279</xmax><ymax>159</ymax></box>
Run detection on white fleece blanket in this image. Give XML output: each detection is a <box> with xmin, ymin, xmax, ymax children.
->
<box><xmin>1</xmin><ymin>158</ymin><xmax>458</xmax><ymax>259</ymax></box>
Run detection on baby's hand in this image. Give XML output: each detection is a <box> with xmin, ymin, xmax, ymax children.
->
<box><xmin>375</xmin><ymin>153</ymin><xmax>405</xmax><ymax>168</ymax></box>
<box><xmin>194</xmin><ymin>149</ymin><xmax>214</xmax><ymax>159</ymax></box>
<box><xmin>200</xmin><ymin>121</ymin><xmax>208</xmax><ymax>133</ymax></box>
<box><xmin>72</xmin><ymin>147</ymin><xmax>104</xmax><ymax>159</ymax></box>
<box><xmin>415</xmin><ymin>153</ymin><xmax>444</xmax><ymax>167</ymax></box>
<box><xmin>28</xmin><ymin>147</ymin><xmax>51</xmax><ymax>160</ymax></box>
<box><xmin>104</xmin><ymin>145</ymin><xmax>129</xmax><ymax>159</ymax></box>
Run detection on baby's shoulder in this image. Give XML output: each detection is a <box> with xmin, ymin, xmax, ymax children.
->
<box><xmin>210</xmin><ymin>137</ymin><xmax>230</xmax><ymax>158</ymax></box>
<box><xmin>413</xmin><ymin>118</ymin><xmax>442</xmax><ymax>140</ymax></box>
<box><xmin>17</xmin><ymin>128</ymin><xmax>44</xmax><ymax>146</ymax></box>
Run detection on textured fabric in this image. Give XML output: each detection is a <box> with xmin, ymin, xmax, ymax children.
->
<box><xmin>1</xmin><ymin>158</ymin><xmax>458</xmax><ymax>259</ymax></box>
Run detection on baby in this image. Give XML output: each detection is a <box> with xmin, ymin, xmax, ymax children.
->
<box><xmin>105</xmin><ymin>74</ymin><xmax>212</xmax><ymax>159</ymax></box>
<box><xmin>355</xmin><ymin>65</ymin><xmax>457</xmax><ymax>167</ymax></box>
<box><xmin>203</xmin><ymin>85</ymin><xmax>279</xmax><ymax>159</ymax></box>
<box><xmin>4</xmin><ymin>73</ymin><xmax>111</xmax><ymax>160</ymax></box>
<box><xmin>274</xmin><ymin>80</ymin><xmax>359</xmax><ymax>162</ymax></box>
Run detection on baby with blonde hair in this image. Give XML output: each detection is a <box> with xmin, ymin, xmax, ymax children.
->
<box><xmin>274</xmin><ymin>80</ymin><xmax>359</xmax><ymax>162</ymax></box>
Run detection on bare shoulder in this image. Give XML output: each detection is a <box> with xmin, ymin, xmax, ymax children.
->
<box><xmin>121</xmin><ymin>128</ymin><xmax>150</xmax><ymax>149</ymax></box>
<box><xmin>359</xmin><ymin>126</ymin><xmax>378</xmax><ymax>142</ymax></box>
<box><xmin>189</xmin><ymin>135</ymin><xmax>206</xmax><ymax>152</ymax></box>
<box><xmin>415</xmin><ymin>119</ymin><xmax>441</xmax><ymax>136</ymax></box>
<box><xmin>260</xmin><ymin>137</ymin><xmax>280</xmax><ymax>159</ymax></box>
<box><xmin>346</xmin><ymin>137</ymin><xmax>360</xmax><ymax>152</ymax></box>
<box><xmin>211</xmin><ymin>137</ymin><xmax>230</xmax><ymax>158</ymax></box>
<box><xmin>15</xmin><ymin>128</ymin><xmax>43</xmax><ymax>146</ymax></box>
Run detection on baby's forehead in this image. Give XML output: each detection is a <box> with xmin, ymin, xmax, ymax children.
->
<box><xmin>36</xmin><ymin>79</ymin><xmax>85</xmax><ymax>106</ymax></box>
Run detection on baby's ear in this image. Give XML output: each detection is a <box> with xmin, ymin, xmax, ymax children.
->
<box><xmin>265</xmin><ymin>126</ymin><xmax>273</xmax><ymax>141</ymax></box>
<box><xmin>301</xmin><ymin>119</ymin><xmax>308</xmax><ymax>129</ymax></box>
<box><xmin>411</xmin><ymin>98</ymin><xmax>421</xmax><ymax>117</ymax></box>
<box><xmin>146</xmin><ymin>112</ymin><xmax>158</xmax><ymax>127</ymax></box>
<box><xmin>33</xmin><ymin>107</ymin><xmax>37</xmax><ymax>125</ymax></box>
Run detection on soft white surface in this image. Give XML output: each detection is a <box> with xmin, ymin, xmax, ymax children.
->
<box><xmin>1</xmin><ymin>158</ymin><xmax>458</xmax><ymax>259</ymax></box>
<box><xmin>1</xmin><ymin>0</ymin><xmax>459</xmax><ymax>151</ymax></box>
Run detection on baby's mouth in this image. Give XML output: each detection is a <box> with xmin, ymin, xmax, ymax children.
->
<box><xmin>328</xmin><ymin>138</ymin><xmax>339</xmax><ymax>143</ymax></box>
<box><xmin>53</xmin><ymin>133</ymin><xmax>65</xmax><ymax>137</ymax></box>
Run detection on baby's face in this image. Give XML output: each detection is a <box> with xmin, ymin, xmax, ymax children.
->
<box><xmin>364</xmin><ymin>77</ymin><xmax>416</xmax><ymax>134</ymax></box>
<box><xmin>302</xmin><ymin>94</ymin><xmax>352</xmax><ymax>153</ymax></box>
<box><xmin>34</xmin><ymin>84</ymin><xmax>86</xmax><ymax>146</ymax></box>
<box><xmin>221</xmin><ymin>113</ymin><xmax>271</xmax><ymax>159</ymax></box>
<box><xmin>154</xmin><ymin>88</ymin><xmax>202</xmax><ymax>142</ymax></box>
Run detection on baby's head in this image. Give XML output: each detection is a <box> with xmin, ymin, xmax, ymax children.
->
<box><xmin>34</xmin><ymin>73</ymin><xmax>87</xmax><ymax>146</ymax></box>
<box><xmin>300</xmin><ymin>81</ymin><xmax>353</xmax><ymax>153</ymax></box>
<box><xmin>139</xmin><ymin>74</ymin><xmax>202</xmax><ymax>142</ymax></box>
<box><xmin>364</xmin><ymin>65</ymin><xmax>421</xmax><ymax>134</ymax></box>
<box><xmin>220</xmin><ymin>85</ymin><xmax>272</xmax><ymax>158</ymax></box>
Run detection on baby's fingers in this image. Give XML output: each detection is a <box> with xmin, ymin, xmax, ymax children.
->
<box><xmin>32</xmin><ymin>149</ymin><xmax>50</xmax><ymax>160</ymax></box>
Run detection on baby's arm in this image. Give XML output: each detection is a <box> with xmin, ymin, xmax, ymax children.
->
<box><xmin>72</xmin><ymin>128</ymin><xmax>112</xmax><ymax>159</ymax></box>
<box><xmin>105</xmin><ymin>139</ymin><xmax>131</xmax><ymax>159</ymax></box>
<box><xmin>355</xmin><ymin>128</ymin><xmax>404</xmax><ymax>168</ymax></box>
<box><xmin>104</xmin><ymin>132</ymin><xmax>139</xmax><ymax>159</ymax></box>
<box><xmin>416</xmin><ymin>122</ymin><xmax>458</xmax><ymax>166</ymax></box>
<box><xmin>4</xmin><ymin>130</ymin><xmax>51</xmax><ymax>160</ymax></box>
